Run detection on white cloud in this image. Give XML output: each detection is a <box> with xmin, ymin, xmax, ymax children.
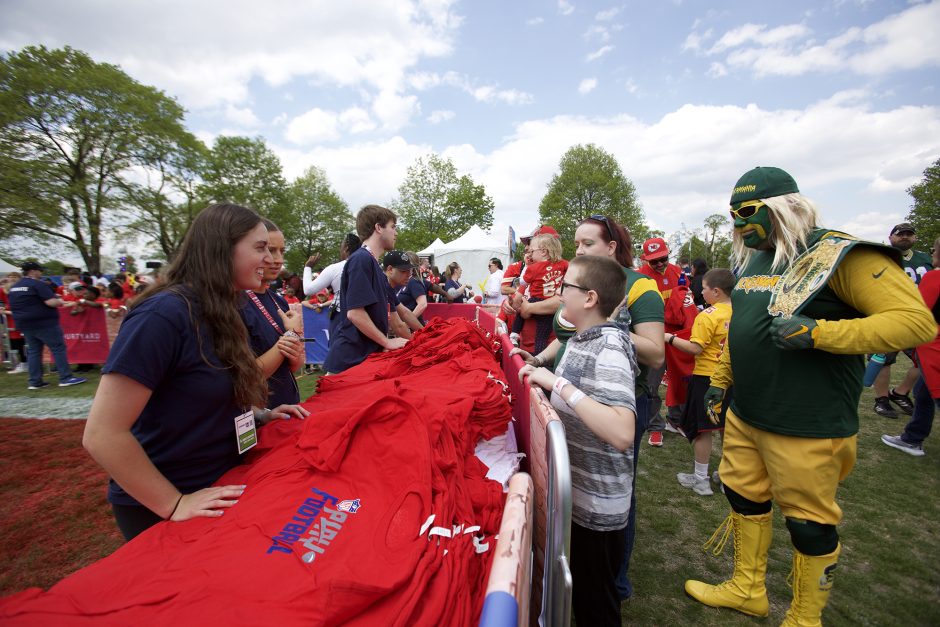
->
<box><xmin>223</xmin><ymin>104</ymin><xmax>261</xmax><ymax>128</ymax></box>
<box><xmin>837</xmin><ymin>211</ymin><xmax>904</xmax><ymax>242</ymax></box>
<box><xmin>526</xmin><ymin>16</ymin><xmax>544</xmax><ymax>26</ymax></box>
<box><xmin>285</xmin><ymin>108</ymin><xmax>340</xmax><ymax>144</ymax></box>
<box><xmin>697</xmin><ymin>2</ymin><xmax>940</xmax><ymax>77</ymax></box>
<box><xmin>558</xmin><ymin>0</ymin><xmax>575</xmax><ymax>16</ymax></box>
<box><xmin>578</xmin><ymin>78</ymin><xmax>598</xmax><ymax>94</ymax></box>
<box><xmin>681</xmin><ymin>28</ymin><xmax>712</xmax><ymax>52</ymax></box>
<box><xmin>624</xmin><ymin>78</ymin><xmax>639</xmax><ymax>94</ymax></box>
<box><xmin>586</xmin><ymin>45</ymin><xmax>614</xmax><ymax>61</ymax></box>
<box><xmin>0</xmin><ymin>0</ymin><xmax>462</xmax><ymax>110</ymax></box>
<box><xmin>427</xmin><ymin>109</ymin><xmax>456</xmax><ymax>124</ymax></box>
<box><xmin>371</xmin><ymin>89</ymin><xmax>420</xmax><ymax>130</ymax></box>
<box><xmin>407</xmin><ymin>71</ymin><xmax>534</xmax><ymax>105</ymax></box>
<box><xmin>595</xmin><ymin>7</ymin><xmax>620</xmax><ymax>21</ymax></box>
<box><xmin>706</xmin><ymin>62</ymin><xmax>728</xmax><ymax>78</ymax></box>
<box><xmin>339</xmin><ymin>107</ymin><xmax>377</xmax><ymax>134</ymax></box>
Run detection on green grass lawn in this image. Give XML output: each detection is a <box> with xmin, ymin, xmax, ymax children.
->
<box><xmin>622</xmin><ymin>376</ymin><xmax>940</xmax><ymax>626</ymax></box>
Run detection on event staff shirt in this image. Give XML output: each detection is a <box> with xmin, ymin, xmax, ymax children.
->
<box><xmin>102</xmin><ymin>289</ymin><xmax>245</xmax><ymax>506</ymax></box>
<box><xmin>444</xmin><ymin>278</ymin><xmax>468</xmax><ymax>303</ymax></box>
<box><xmin>324</xmin><ymin>247</ymin><xmax>390</xmax><ymax>374</ymax></box>
<box><xmin>6</xmin><ymin>277</ymin><xmax>59</xmax><ymax>331</ymax></box>
<box><xmin>396</xmin><ymin>277</ymin><xmax>425</xmax><ymax>314</ymax></box>
<box><xmin>241</xmin><ymin>289</ymin><xmax>300</xmax><ymax>408</ymax></box>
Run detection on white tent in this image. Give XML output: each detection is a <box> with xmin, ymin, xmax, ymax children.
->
<box><xmin>419</xmin><ymin>226</ymin><xmax>510</xmax><ymax>292</ymax></box>
<box><xmin>417</xmin><ymin>238</ymin><xmax>445</xmax><ymax>257</ymax></box>
<box><xmin>0</xmin><ymin>258</ymin><xmax>18</xmax><ymax>275</ymax></box>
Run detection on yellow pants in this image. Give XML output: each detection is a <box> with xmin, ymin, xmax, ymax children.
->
<box><xmin>718</xmin><ymin>409</ymin><xmax>857</xmax><ymax>525</ymax></box>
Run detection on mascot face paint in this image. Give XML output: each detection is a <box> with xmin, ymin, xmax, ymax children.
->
<box><xmin>731</xmin><ymin>200</ymin><xmax>773</xmax><ymax>249</ymax></box>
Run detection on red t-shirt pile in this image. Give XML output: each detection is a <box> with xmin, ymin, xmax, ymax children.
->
<box><xmin>0</xmin><ymin>318</ymin><xmax>512</xmax><ymax>627</ymax></box>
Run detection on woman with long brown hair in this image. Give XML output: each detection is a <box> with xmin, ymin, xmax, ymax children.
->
<box><xmin>83</xmin><ymin>203</ymin><xmax>277</xmax><ymax>541</ymax></box>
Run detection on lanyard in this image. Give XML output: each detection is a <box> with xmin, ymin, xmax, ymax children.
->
<box><xmin>246</xmin><ymin>290</ymin><xmax>285</xmax><ymax>334</ymax></box>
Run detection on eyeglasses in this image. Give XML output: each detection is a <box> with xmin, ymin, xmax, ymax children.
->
<box><xmin>560</xmin><ymin>281</ymin><xmax>590</xmax><ymax>294</ymax></box>
<box><xmin>589</xmin><ymin>214</ymin><xmax>615</xmax><ymax>241</ymax></box>
<box><xmin>729</xmin><ymin>201</ymin><xmax>765</xmax><ymax>220</ymax></box>
<box><xmin>649</xmin><ymin>258</ymin><xmax>669</xmax><ymax>266</ymax></box>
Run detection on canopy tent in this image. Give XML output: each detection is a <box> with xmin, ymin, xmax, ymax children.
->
<box><xmin>419</xmin><ymin>226</ymin><xmax>511</xmax><ymax>291</ymax></box>
<box><xmin>0</xmin><ymin>258</ymin><xmax>19</xmax><ymax>275</ymax></box>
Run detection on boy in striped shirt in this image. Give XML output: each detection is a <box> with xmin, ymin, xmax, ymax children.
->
<box><xmin>519</xmin><ymin>255</ymin><xmax>638</xmax><ymax>627</ymax></box>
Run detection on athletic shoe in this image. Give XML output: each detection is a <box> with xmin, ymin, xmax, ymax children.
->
<box><xmin>711</xmin><ymin>470</ymin><xmax>721</xmax><ymax>484</ymax></box>
<box><xmin>677</xmin><ymin>472</ymin><xmax>714</xmax><ymax>496</ymax></box>
<box><xmin>889</xmin><ymin>388</ymin><xmax>914</xmax><ymax>416</ymax></box>
<box><xmin>664</xmin><ymin>421</ymin><xmax>682</xmax><ymax>435</ymax></box>
<box><xmin>58</xmin><ymin>376</ymin><xmax>87</xmax><ymax>387</ymax></box>
<box><xmin>881</xmin><ymin>434</ymin><xmax>925</xmax><ymax>457</ymax></box>
<box><xmin>648</xmin><ymin>431</ymin><xmax>663</xmax><ymax>447</ymax></box>
<box><xmin>873</xmin><ymin>396</ymin><xmax>898</xmax><ymax>419</ymax></box>
<box><xmin>7</xmin><ymin>363</ymin><xmax>28</xmax><ymax>374</ymax></box>
<box><xmin>28</xmin><ymin>381</ymin><xmax>50</xmax><ymax>390</ymax></box>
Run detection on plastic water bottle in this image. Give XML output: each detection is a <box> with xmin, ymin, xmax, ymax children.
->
<box><xmin>863</xmin><ymin>354</ymin><xmax>887</xmax><ymax>387</ymax></box>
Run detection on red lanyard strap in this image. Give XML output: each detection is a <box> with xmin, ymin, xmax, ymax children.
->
<box><xmin>246</xmin><ymin>290</ymin><xmax>284</xmax><ymax>334</ymax></box>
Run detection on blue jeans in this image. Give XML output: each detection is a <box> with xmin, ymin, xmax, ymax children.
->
<box><xmin>615</xmin><ymin>392</ymin><xmax>649</xmax><ymax>599</ymax></box>
<box><xmin>902</xmin><ymin>376</ymin><xmax>938</xmax><ymax>445</ymax></box>
<box><xmin>23</xmin><ymin>325</ymin><xmax>73</xmax><ymax>385</ymax></box>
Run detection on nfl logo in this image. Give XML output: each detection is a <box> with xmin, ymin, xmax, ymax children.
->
<box><xmin>338</xmin><ymin>499</ymin><xmax>361</xmax><ymax>513</ymax></box>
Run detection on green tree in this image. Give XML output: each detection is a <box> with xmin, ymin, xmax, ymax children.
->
<box><xmin>199</xmin><ymin>136</ymin><xmax>289</xmax><ymax>223</ymax></box>
<box><xmin>117</xmin><ymin>133</ymin><xmax>209</xmax><ymax>260</ymax></box>
<box><xmin>538</xmin><ymin>143</ymin><xmax>646</xmax><ymax>259</ymax></box>
<box><xmin>392</xmin><ymin>154</ymin><xmax>495</xmax><ymax>252</ymax></box>
<box><xmin>906</xmin><ymin>157</ymin><xmax>940</xmax><ymax>248</ymax></box>
<box><xmin>0</xmin><ymin>46</ymin><xmax>194</xmax><ymax>272</ymax></box>
<box><xmin>283</xmin><ymin>166</ymin><xmax>354</xmax><ymax>272</ymax></box>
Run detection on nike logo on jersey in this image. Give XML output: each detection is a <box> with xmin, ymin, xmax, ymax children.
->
<box><xmin>784</xmin><ymin>325</ymin><xmax>809</xmax><ymax>339</ymax></box>
<box><xmin>872</xmin><ymin>267</ymin><xmax>887</xmax><ymax>279</ymax></box>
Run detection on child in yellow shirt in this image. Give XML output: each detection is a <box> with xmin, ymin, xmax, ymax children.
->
<box><xmin>665</xmin><ymin>268</ymin><xmax>735</xmax><ymax>496</ymax></box>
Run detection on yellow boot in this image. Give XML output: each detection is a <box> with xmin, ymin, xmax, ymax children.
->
<box><xmin>780</xmin><ymin>544</ymin><xmax>841</xmax><ymax>627</ymax></box>
<box><xmin>685</xmin><ymin>511</ymin><xmax>772</xmax><ymax>617</ymax></box>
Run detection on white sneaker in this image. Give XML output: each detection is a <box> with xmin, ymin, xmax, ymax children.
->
<box><xmin>881</xmin><ymin>434</ymin><xmax>925</xmax><ymax>457</ymax></box>
<box><xmin>677</xmin><ymin>472</ymin><xmax>713</xmax><ymax>495</ymax></box>
<box><xmin>7</xmin><ymin>363</ymin><xmax>27</xmax><ymax>374</ymax></box>
<box><xmin>664</xmin><ymin>421</ymin><xmax>685</xmax><ymax>436</ymax></box>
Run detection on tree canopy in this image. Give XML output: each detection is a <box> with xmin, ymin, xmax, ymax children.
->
<box><xmin>906</xmin><ymin>157</ymin><xmax>940</xmax><ymax>248</ymax></box>
<box><xmin>0</xmin><ymin>45</ymin><xmax>196</xmax><ymax>272</ymax></box>
<box><xmin>284</xmin><ymin>166</ymin><xmax>354</xmax><ymax>271</ymax></box>
<box><xmin>538</xmin><ymin>143</ymin><xmax>646</xmax><ymax>259</ymax></box>
<box><xmin>392</xmin><ymin>154</ymin><xmax>495</xmax><ymax>252</ymax></box>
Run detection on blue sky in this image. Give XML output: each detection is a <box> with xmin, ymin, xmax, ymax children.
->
<box><xmin>2</xmin><ymin>0</ymin><xmax>939</xmax><ymax>264</ymax></box>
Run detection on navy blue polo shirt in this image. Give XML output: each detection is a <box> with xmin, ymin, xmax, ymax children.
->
<box><xmin>103</xmin><ymin>289</ymin><xmax>245</xmax><ymax>507</ymax></box>
<box><xmin>240</xmin><ymin>289</ymin><xmax>300</xmax><ymax>408</ymax></box>
<box><xmin>396</xmin><ymin>278</ymin><xmax>426</xmax><ymax>312</ymax></box>
<box><xmin>324</xmin><ymin>247</ymin><xmax>390</xmax><ymax>373</ymax></box>
<box><xmin>7</xmin><ymin>277</ymin><xmax>59</xmax><ymax>330</ymax></box>
<box><xmin>444</xmin><ymin>278</ymin><xmax>467</xmax><ymax>303</ymax></box>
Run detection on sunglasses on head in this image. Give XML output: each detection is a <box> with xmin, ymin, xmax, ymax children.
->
<box><xmin>588</xmin><ymin>214</ymin><xmax>615</xmax><ymax>241</ymax></box>
<box><xmin>730</xmin><ymin>201</ymin><xmax>765</xmax><ymax>220</ymax></box>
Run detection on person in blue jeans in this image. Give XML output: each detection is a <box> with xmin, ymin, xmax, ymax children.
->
<box><xmin>6</xmin><ymin>261</ymin><xmax>86</xmax><ymax>390</ymax></box>
<box><xmin>881</xmin><ymin>376</ymin><xmax>937</xmax><ymax>456</ymax></box>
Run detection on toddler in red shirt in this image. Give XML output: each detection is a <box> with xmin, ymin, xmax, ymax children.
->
<box><xmin>511</xmin><ymin>233</ymin><xmax>567</xmax><ymax>353</ymax></box>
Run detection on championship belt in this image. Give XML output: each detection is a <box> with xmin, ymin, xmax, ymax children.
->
<box><xmin>767</xmin><ymin>236</ymin><xmax>857</xmax><ymax>319</ymax></box>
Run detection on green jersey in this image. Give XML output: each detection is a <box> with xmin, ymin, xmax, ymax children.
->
<box><xmin>900</xmin><ymin>249</ymin><xmax>933</xmax><ymax>285</ymax></box>
<box><xmin>552</xmin><ymin>267</ymin><xmax>663</xmax><ymax>397</ymax></box>
<box><xmin>729</xmin><ymin>229</ymin><xmax>895</xmax><ymax>438</ymax></box>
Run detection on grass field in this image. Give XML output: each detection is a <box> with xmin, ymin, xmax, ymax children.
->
<box><xmin>0</xmin><ymin>366</ymin><xmax>937</xmax><ymax>625</ymax></box>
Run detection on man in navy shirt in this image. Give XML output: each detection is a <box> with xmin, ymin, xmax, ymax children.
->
<box><xmin>7</xmin><ymin>262</ymin><xmax>86</xmax><ymax>389</ymax></box>
<box><xmin>383</xmin><ymin>250</ymin><xmax>425</xmax><ymax>337</ymax></box>
<box><xmin>324</xmin><ymin>205</ymin><xmax>407</xmax><ymax>374</ymax></box>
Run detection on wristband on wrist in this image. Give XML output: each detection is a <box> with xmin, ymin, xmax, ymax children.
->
<box><xmin>167</xmin><ymin>494</ymin><xmax>183</xmax><ymax>520</ymax></box>
<box><xmin>283</xmin><ymin>330</ymin><xmax>300</xmax><ymax>340</ymax></box>
<box><xmin>552</xmin><ymin>377</ymin><xmax>571</xmax><ymax>397</ymax></box>
<box><xmin>567</xmin><ymin>389</ymin><xmax>586</xmax><ymax>408</ymax></box>
<box><xmin>668</xmin><ymin>334</ymin><xmax>676</xmax><ymax>345</ymax></box>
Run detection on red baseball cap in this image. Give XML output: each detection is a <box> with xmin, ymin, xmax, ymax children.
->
<box><xmin>520</xmin><ymin>224</ymin><xmax>559</xmax><ymax>244</ymax></box>
<box><xmin>640</xmin><ymin>237</ymin><xmax>670</xmax><ymax>261</ymax></box>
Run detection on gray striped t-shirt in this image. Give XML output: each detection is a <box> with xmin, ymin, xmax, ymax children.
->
<box><xmin>550</xmin><ymin>322</ymin><xmax>637</xmax><ymax>531</ymax></box>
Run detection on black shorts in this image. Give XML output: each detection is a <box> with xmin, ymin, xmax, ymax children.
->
<box><xmin>680</xmin><ymin>374</ymin><xmax>731</xmax><ymax>442</ymax></box>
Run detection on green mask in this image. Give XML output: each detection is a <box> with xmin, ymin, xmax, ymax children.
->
<box><xmin>731</xmin><ymin>201</ymin><xmax>773</xmax><ymax>249</ymax></box>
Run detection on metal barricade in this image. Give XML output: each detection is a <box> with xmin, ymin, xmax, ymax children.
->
<box><xmin>543</xmin><ymin>419</ymin><xmax>572</xmax><ymax>627</ymax></box>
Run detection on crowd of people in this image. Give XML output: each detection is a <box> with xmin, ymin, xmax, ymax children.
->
<box><xmin>1</xmin><ymin>165</ymin><xmax>938</xmax><ymax>626</ymax></box>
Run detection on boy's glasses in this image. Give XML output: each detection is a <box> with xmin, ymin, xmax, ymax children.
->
<box><xmin>730</xmin><ymin>201</ymin><xmax>765</xmax><ymax>220</ymax></box>
<box><xmin>559</xmin><ymin>281</ymin><xmax>590</xmax><ymax>294</ymax></box>
<box><xmin>589</xmin><ymin>214</ymin><xmax>615</xmax><ymax>241</ymax></box>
